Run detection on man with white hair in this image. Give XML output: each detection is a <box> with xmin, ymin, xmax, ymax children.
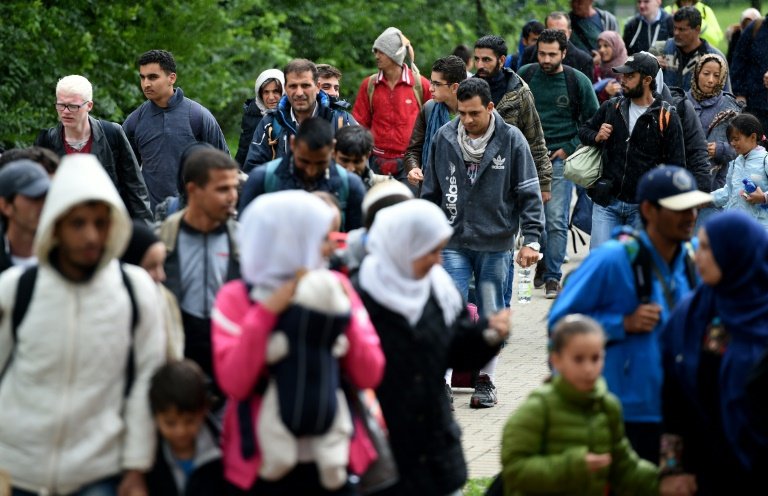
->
<box><xmin>35</xmin><ymin>75</ymin><xmax>153</xmax><ymax>224</ymax></box>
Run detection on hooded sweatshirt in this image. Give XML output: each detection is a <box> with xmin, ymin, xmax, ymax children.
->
<box><xmin>0</xmin><ymin>154</ymin><xmax>165</xmax><ymax>494</ymax></box>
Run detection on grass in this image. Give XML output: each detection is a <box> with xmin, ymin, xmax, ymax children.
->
<box><xmin>464</xmin><ymin>477</ymin><xmax>494</xmax><ymax>495</ymax></box>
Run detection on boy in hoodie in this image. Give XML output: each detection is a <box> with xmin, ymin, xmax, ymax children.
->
<box><xmin>147</xmin><ymin>360</ymin><xmax>225</xmax><ymax>496</ymax></box>
<box><xmin>0</xmin><ymin>154</ymin><xmax>165</xmax><ymax>495</ymax></box>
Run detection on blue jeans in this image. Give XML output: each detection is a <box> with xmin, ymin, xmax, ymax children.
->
<box><xmin>442</xmin><ymin>248</ymin><xmax>511</xmax><ymax>316</ymax></box>
<box><xmin>541</xmin><ymin>158</ymin><xmax>572</xmax><ymax>283</ymax></box>
<box><xmin>13</xmin><ymin>475</ymin><xmax>119</xmax><ymax>496</ymax></box>
<box><xmin>590</xmin><ymin>198</ymin><xmax>643</xmax><ymax>249</ymax></box>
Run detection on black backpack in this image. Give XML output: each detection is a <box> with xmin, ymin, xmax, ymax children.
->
<box><xmin>518</xmin><ymin>63</ymin><xmax>583</xmax><ymax>125</ymax></box>
<box><xmin>1</xmin><ymin>264</ymin><xmax>139</xmax><ymax>396</ymax></box>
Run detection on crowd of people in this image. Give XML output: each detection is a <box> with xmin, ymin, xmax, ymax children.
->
<box><xmin>1</xmin><ymin>0</ymin><xmax>768</xmax><ymax>494</ymax></box>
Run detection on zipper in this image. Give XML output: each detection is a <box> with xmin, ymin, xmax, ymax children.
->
<box><xmin>46</xmin><ymin>282</ymin><xmax>79</xmax><ymax>492</ymax></box>
<box><xmin>616</xmin><ymin>102</ymin><xmax>631</xmax><ymax>199</ymax></box>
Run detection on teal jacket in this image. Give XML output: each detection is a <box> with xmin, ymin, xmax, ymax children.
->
<box><xmin>502</xmin><ymin>376</ymin><xmax>658</xmax><ymax>495</ymax></box>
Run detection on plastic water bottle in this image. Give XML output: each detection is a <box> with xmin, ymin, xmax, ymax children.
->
<box><xmin>517</xmin><ymin>265</ymin><xmax>533</xmax><ymax>305</ymax></box>
<box><xmin>742</xmin><ymin>178</ymin><xmax>768</xmax><ymax>209</ymax></box>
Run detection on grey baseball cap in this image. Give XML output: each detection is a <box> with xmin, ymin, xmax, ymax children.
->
<box><xmin>0</xmin><ymin>159</ymin><xmax>51</xmax><ymax>199</ymax></box>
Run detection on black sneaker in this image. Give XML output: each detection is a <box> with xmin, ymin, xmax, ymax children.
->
<box><xmin>545</xmin><ymin>279</ymin><xmax>560</xmax><ymax>299</ymax></box>
<box><xmin>470</xmin><ymin>374</ymin><xmax>497</xmax><ymax>408</ymax></box>
<box><xmin>445</xmin><ymin>382</ymin><xmax>454</xmax><ymax>411</ymax></box>
<box><xmin>533</xmin><ymin>263</ymin><xmax>545</xmax><ymax>289</ymax></box>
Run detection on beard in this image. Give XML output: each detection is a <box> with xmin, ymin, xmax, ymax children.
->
<box><xmin>540</xmin><ymin>61</ymin><xmax>561</xmax><ymax>74</ymax></box>
<box><xmin>476</xmin><ymin>60</ymin><xmax>502</xmax><ymax>79</ymax></box>
<box><xmin>623</xmin><ymin>82</ymin><xmax>645</xmax><ymax>99</ymax></box>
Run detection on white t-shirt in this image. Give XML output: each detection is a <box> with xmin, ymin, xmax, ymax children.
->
<box><xmin>628</xmin><ymin>102</ymin><xmax>650</xmax><ymax>134</ymax></box>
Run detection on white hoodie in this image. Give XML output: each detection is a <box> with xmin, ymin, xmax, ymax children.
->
<box><xmin>0</xmin><ymin>154</ymin><xmax>165</xmax><ymax>494</ymax></box>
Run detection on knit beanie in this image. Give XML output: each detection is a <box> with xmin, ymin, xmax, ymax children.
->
<box><xmin>121</xmin><ymin>220</ymin><xmax>161</xmax><ymax>266</ymax></box>
<box><xmin>373</xmin><ymin>27</ymin><xmax>409</xmax><ymax>66</ymax></box>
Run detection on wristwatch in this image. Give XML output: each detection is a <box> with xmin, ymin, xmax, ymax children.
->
<box><xmin>524</xmin><ymin>242</ymin><xmax>541</xmax><ymax>252</ymax></box>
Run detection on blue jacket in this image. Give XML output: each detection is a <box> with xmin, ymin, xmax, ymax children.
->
<box><xmin>123</xmin><ymin>88</ymin><xmax>229</xmax><ymax>210</ymax></box>
<box><xmin>239</xmin><ymin>156</ymin><xmax>365</xmax><ymax>231</ymax></box>
<box><xmin>242</xmin><ymin>92</ymin><xmax>357</xmax><ymax>172</ymax></box>
<box><xmin>731</xmin><ymin>17</ymin><xmax>768</xmax><ymax>111</ymax></box>
<box><xmin>421</xmin><ymin>111</ymin><xmax>544</xmax><ymax>252</ymax></box>
<box><xmin>548</xmin><ymin>231</ymin><xmax>697</xmax><ymax>422</ymax></box>
<box><xmin>711</xmin><ymin>146</ymin><xmax>768</xmax><ymax>227</ymax></box>
<box><xmin>662</xmin><ymin>38</ymin><xmax>730</xmax><ymax>93</ymax></box>
<box><xmin>661</xmin><ymin>288</ymin><xmax>768</xmax><ymax>471</ymax></box>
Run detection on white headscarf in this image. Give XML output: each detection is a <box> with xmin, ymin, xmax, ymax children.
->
<box><xmin>238</xmin><ymin>191</ymin><xmax>335</xmax><ymax>299</ymax></box>
<box><xmin>360</xmin><ymin>200</ymin><xmax>463</xmax><ymax>326</ymax></box>
<box><xmin>254</xmin><ymin>68</ymin><xmax>285</xmax><ymax>113</ymax></box>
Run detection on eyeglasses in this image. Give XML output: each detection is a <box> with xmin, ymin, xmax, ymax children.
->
<box><xmin>55</xmin><ymin>101</ymin><xmax>90</xmax><ymax>112</ymax></box>
<box><xmin>429</xmin><ymin>80</ymin><xmax>450</xmax><ymax>88</ymax></box>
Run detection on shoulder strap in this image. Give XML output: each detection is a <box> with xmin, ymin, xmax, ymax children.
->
<box><xmin>333</xmin><ymin>164</ymin><xmax>350</xmax><ymax>231</ymax></box>
<box><xmin>11</xmin><ymin>265</ymin><xmax>39</xmax><ymax>341</ymax></box>
<box><xmin>264</xmin><ymin>159</ymin><xmax>281</xmax><ymax>193</ymax></box>
<box><xmin>517</xmin><ymin>64</ymin><xmax>537</xmax><ymax>84</ymax></box>
<box><xmin>100</xmin><ymin>120</ymin><xmax>120</xmax><ymax>156</ymax></box>
<box><xmin>562</xmin><ymin>66</ymin><xmax>582</xmax><ymax>125</ymax></box>
<box><xmin>366</xmin><ymin>74</ymin><xmax>377</xmax><ymax>110</ymax></box>
<box><xmin>424</xmin><ymin>99</ymin><xmax>437</xmax><ymax>125</ymax></box>
<box><xmin>620</xmin><ymin>231</ymin><xmax>654</xmax><ymax>304</ymax></box>
<box><xmin>189</xmin><ymin>101</ymin><xmax>204</xmax><ymax>141</ymax></box>
<box><xmin>120</xmin><ymin>264</ymin><xmax>139</xmax><ymax>398</ymax></box>
<box><xmin>411</xmin><ymin>70</ymin><xmax>424</xmax><ymax>109</ymax></box>
<box><xmin>658</xmin><ymin>101</ymin><xmax>672</xmax><ymax>134</ymax></box>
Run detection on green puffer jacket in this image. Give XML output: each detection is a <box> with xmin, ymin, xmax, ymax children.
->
<box><xmin>502</xmin><ymin>376</ymin><xmax>658</xmax><ymax>496</ymax></box>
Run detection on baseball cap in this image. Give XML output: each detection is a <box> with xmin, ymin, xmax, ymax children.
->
<box><xmin>636</xmin><ymin>165</ymin><xmax>712</xmax><ymax>210</ymax></box>
<box><xmin>612</xmin><ymin>51</ymin><xmax>660</xmax><ymax>77</ymax></box>
<box><xmin>0</xmin><ymin>160</ymin><xmax>51</xmax><ymax>199</ymax></box>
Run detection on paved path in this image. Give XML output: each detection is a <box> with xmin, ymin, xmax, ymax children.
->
<box><xmin>454</xmin><ymin>238</ymin><xmax>588</xmax><ymax>479</ymax></box>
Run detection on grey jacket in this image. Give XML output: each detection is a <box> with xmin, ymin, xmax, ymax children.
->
<box><xmin>421</xmin><ymin>111</ymin><xmax>544</xmax><ymax>252</ymax></box>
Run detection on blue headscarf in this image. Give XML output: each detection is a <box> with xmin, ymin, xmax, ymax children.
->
<box><xmin>706</xmin><ymin>210</ymin><xmax>768</xmax><ymax>331</ymax></box>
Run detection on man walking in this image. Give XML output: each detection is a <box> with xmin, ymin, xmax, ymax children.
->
<box><xmin>579</xmin><ymin>51</ymin><xmax>686</xmax><ymax>248</ymax></box>
<box><xmin>0</xmin><ymin>154</ymin><xmax>165</xmax><ymax>495</ymax></box>
<box><xmin>422</xmin><ymin>78</ymin><xmax>544</xmax><ymax>408</ymax></box>
<box><xmin>519</xmin><ymin>29</ymin><xmax>599</xmax><ymax>298</ymax></box>
<box><xmin>123</xmin><ymin>49</ymin><xmax>229</xmax><ymax>210</ymax></box>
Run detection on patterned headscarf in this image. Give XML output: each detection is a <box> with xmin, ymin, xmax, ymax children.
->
<box><xmin>690</xmin><ymin>53</ymin><xmax>728</xmax><ymax>102</ymax></box>
<box><xmin>597</xmin><ymin>31</ymin><xmax>628</xmax><ymax>80</ymax></box>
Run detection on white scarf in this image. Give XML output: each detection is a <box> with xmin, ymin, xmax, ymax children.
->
<box><xmin>359</xmin><ymin>200</ymin><xmax>464</xmax><ymax>326</ymax></box>
<box><xmin>238</xmin><ymin>191</ymin><xmax>335</xmax><ymax>298</ymax></box>
<box><xmin>457</xmin><ymin>115</ymin><xmax>495</xmax><ymax>164</ymax></box>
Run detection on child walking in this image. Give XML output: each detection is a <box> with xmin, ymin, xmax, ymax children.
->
<box><xmin>500</xmin><ymin>315</ymin><xmax>695</xmax><ymax>495</ymax></box>
<box><xmin>711</xmin><ymin>114</ymin><xmax>768</xmax><ymax>228</ymax></box>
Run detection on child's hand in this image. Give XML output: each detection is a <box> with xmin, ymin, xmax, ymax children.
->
<box><xmin>261</xmin><ymin>278</ymin><xmax>298</xmax><ymax>314</ymax></box>
<box><xmin>743</xmin><ymin>186</ymin><xmax>766</xmax><ymax>205</ymax></box>
<box><xmin>585</xmin><ymin>452</ymin><xmax>612</xmax><ymax>472</ymax></box>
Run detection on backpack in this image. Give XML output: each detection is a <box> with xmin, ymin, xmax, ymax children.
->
<box><xmin>265</xmin><ymin>114</ymin><xmax>348</xmax><ymax>160</ymax></box>
<box><xmin>366</xmin><ymin>67</ymin><xmax>424</xmax><ymax>113</ymax></box>
<box><xmin>518</xmin><ymin>64</ymin><xmax>582</xmax><ymax>125</ymax></box>
<box><xmin>1</xmin><ymin>264</ymin><xmax>139</xmax><ymax>397</ymax></box>
<box><xmin>263</xmin><ymin>159</ymin><xmax>350</xmax><ymax>230</ymax></box>
<box><xmin>615</xmin><ymin>227</ymin><xmax>696</xmax><ymax>305</ymax></box>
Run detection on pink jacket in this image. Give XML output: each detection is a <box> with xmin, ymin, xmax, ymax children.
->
<box><xmin>211</xmin><ymin>273</ymin><xmax>385</xmax><ymax>490</ymax></box>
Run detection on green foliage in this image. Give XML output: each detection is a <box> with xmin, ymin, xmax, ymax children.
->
<box><xmin>0</xmin><ymin>0</ymin><xmax>555</xmax><ymax>150</ymax></box>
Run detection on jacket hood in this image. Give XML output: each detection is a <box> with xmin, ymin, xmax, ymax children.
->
<box><xmin>35</xmin><ymin>153</ymin><xmax>132</xmax><ymax>271</ymax></box>
<box><xmin>254</xmin><ymin>69</ymin><xmax>285</xmax><ymax>113</ymax></box>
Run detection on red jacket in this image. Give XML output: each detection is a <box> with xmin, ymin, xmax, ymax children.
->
<box><xmin>352</xmin><ymin>65</ymin><xmax>431</xmax><ymax>158</ymax></box>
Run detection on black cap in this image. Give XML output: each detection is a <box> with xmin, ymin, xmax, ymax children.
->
<box><xmin>0</xmin><ymin>160</ymin><xmax>50</xmax><ymax>199</ymax></box>
<box><xmin>612</xmin><ymin>51</ymin><xmax>660</xmax><ymax>77</ymax></box>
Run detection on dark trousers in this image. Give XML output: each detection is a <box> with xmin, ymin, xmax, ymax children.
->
<box><xmin>624</xmin><ymin>421</ymin><xmax>662</xmax><ymax>464</ymax></box>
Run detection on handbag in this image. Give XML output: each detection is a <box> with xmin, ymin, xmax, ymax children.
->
<box><xmin>564</xmin><ymin>145</ymin><xmax>603</xmax><ymax>188</ymax></box>
<box><xmin>350</xmin><ymin>388</ymin><xmax>399</xmax><ymax>494</ymax></box>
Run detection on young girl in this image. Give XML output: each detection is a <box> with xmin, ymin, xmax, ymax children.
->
<box><xmin>711</xmin><ymin>114</ymin><xmax>768</xmax><ymax>228</ymax></box>
<box><xmin>501</xmin><ymin>315</ymin><xmax>694</xmax><ymax>495</ymax></box>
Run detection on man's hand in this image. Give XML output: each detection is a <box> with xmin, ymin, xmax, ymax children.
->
<box><xmin>516</xmin><ymin>246</ymin><xmax>540</xmax><ymax>268</ymax></box>
<box><xmin>736</xmin><ymin>95</ymin><xmax>747</xmax><ymax>104</ymax></box>
<box><xmin>118</xmin><ymin>470</ymin><xmax>147</xmax><ymax>496</ymax></box>
<box><xmin>541</xmin><ymin>191</ymin><xmax>552</xmax><ymax>203</ymax></box>
<box><xmin>585</xmin><ymin>452</ymin><xmax>612</xmax><ymax>472</ymax></box>
<box><xmin>707</xmin><ymin>142</ymin><xmax>716</xmax><ymax>158</ymax></box>
<box><xmin>606</xmin><ymin>80</ymin><xmax>621</xmax><ymax>97</ymax></box>
<box><xmin>407</xmin><ymin>167</ymin><xmax>423</xmax><ymax>186</ymax></box>
<box><xmin>549</xmin><ymin>148</ymin><xmax>568</xmax><ymax>161</ymax></box>
<box><xmin>595</xmin><ymin>123</ymin><xmax>613</xmax><ymax>143</ymax></box>
<box><xmin>624</xmin><ymin>304</ymin><xmax>662</xmax><ymax>333</ymax></box>
<box><xmin>656</xmin><ymin>54</ymin><xmax>668</xmax><ymax>70</ymax></box>
<box><xmin>659</xmin><ymin>474</ymin><xmax>698</xmax><ymax>496</ymax></box>
<box><xmin>744</xmin><ymin>185</ymin><xmax>766</xmax><ymax>205</ymax></box>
